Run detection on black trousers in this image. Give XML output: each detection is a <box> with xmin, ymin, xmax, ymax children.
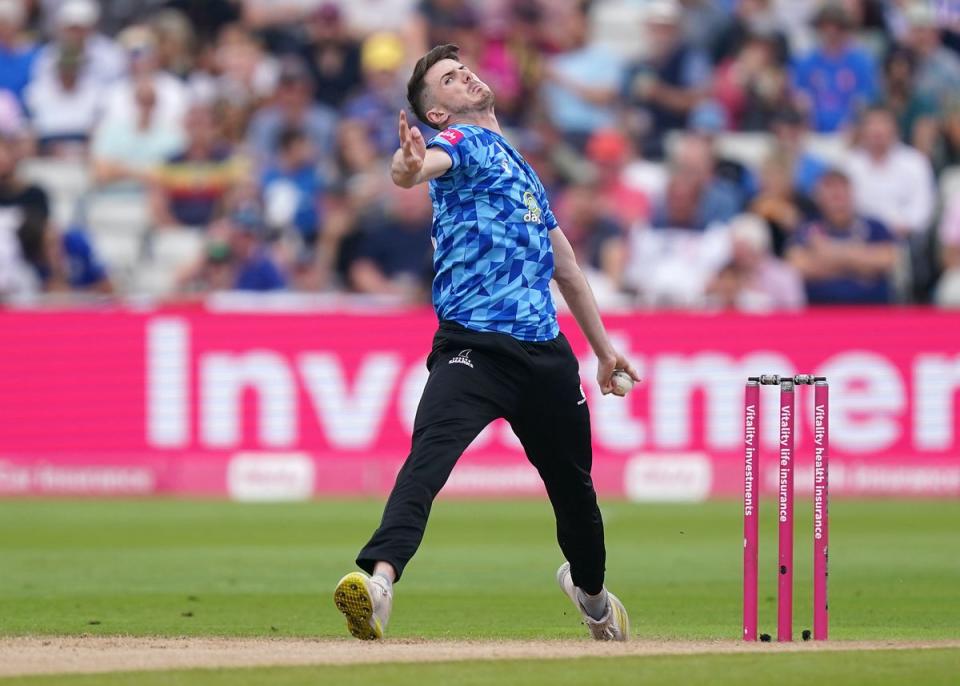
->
<box><xmin>356</xmin><ymin>321</ymin><xmax>606</xmax><ymax>594</ymax></box>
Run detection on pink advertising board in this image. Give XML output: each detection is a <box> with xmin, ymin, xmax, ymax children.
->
<box><xmin>0</xmin><ymin>307</ymin><xmax>957</xmax><ymax>499</ymax></box>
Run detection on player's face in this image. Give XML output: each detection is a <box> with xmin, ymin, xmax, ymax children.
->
<box><xmin>425</xmin><ymin>58</ymin><xmax>494</xmax><ymax>124</ymax></box>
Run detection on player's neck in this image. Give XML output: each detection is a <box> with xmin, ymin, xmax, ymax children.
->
<box><xmin>448</xmin><ymin>110</ymin><xmax>502</xmax><ymax>135</ymax></box>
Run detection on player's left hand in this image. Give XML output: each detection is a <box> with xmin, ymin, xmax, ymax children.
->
<box><xmin>597</xmin><ymin>353</ymin><xmax>641</xmax><ymax>395</ymax></box>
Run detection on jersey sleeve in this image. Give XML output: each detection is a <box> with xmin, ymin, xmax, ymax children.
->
<box><xmin>426</xmin><ymin>125</ymin><xmax>473</xmax><ymax>173</ymax></box>
<box><xmin>542</xmin><ymin>198</ymin><xmax>559</xmax><ymax>231</ymax></box>
<box><xmin>534</xmin><ymin>178</ymin><xmax>558</xmax><ymax>230</ymax></box>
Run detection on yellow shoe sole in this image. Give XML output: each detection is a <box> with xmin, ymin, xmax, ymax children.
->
<box><xmin>334</xmin><ymin>572</ymin><xmax>383</xmax><ymax>640</ymax></box>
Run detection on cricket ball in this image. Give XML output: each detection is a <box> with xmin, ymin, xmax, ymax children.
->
<box><xmin>611</xmin><ymin>370</ymin><xmax>634</xmax><ymax>397</ymax></box>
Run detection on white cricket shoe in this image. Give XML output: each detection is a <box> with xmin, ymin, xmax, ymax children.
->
<box><xmin>334</xmin><ymin>571</ymin><xmax>393</xmax><ymax>640</ymax></box>
<box><xmin>557</xmin><ymin>562</ymin><xmax>630</xmax><ymax>641</ymax></box>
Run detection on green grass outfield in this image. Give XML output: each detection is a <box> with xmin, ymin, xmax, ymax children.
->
<box><xmin>1</xmin><ymin>498</ymin><xmax>958</xmax><ymax>684</ymax></box>
<box><xmin>3</xmin><ymin>650</ymin><xmax>960</xmax><ymax>686</ymax></box>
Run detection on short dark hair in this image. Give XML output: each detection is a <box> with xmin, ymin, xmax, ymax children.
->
<box><xmin>407</xmin><ymin>43</ymin><xmax>460</xmax><ymax>129</ymax></box>
<box><xmin>278</xmin><ymin>126</ymin><xmax>306</xmax><ymax>152</ymax></box>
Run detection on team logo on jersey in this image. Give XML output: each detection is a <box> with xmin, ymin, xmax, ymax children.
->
<box><xmin>449</xmin><ymin>349</ymin><xmax>474</xmax><ymax>368</ymax></box>
<box><xmin>438</xmin><ymin>128</ymin><xmax>464</xmax><ymax>145</ymax></box>
<box><xmin>522</xmin><ymin>191</ymin><xmax>542</xmax><ymax>224</ymax></box>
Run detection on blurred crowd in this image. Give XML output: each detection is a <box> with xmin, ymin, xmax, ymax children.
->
<box><xmin>2</xmin><ymin>0</ymin><xmax>960</xmax><ymax>309</ymax></box>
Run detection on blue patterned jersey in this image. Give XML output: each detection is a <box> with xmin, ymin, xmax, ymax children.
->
<box><xmin>426</xmin><ymin>124</ymin><xmax>559</xmax><ymax>342</ymax></box>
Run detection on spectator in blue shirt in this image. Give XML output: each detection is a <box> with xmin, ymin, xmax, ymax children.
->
<box><xmin>650</xmin><ymin>134</ymin><xmax>742</xmax><ymax>231</ymax></box>
<box><xmin>347</xmin><ymin>184</ymin><xmax>432</xmax><ymax>300</ymax></box>
<box><xmin>540</xmin><ymin>2</ymin><xmax>623</xmax><ymax>148</ymax></box>
<box><xmin>228</xmin><ymin>207</ymin><xmax>287</xmax><ymax>292</ymax></box>
<box><xmin>786</xmin><ymin>169</ymin><xmax>898</xmax><ymax>304</ymax></box>
<box><xmin>261</xmin><ymin>127</ymin><xmax>324</xmax><ymax>253</ymax></box>
<box><xmin>0</xmin><ymin>0</ymin><xmax>38</xmax><ymax>107</ymax></box>
<box><xmin>247</xmin><ymin>57</ymin><xmax>338</xmax><ymax>170</ymax></box>
<box><xmin>176</xmin><ymin>207</ymin><xmax>287</xmax><ymax>294</ymax></box>
<box><xmin>792</xmin><ymin>4</ymin><xmax>878</xmax><ymax>133</ymax></box>
<box><xmin>42</xmin><ymin>226</ymin><xmax>113</xmax><ymax>293</ymax></box>
<box><xmin>769</xmin><ymin>107</ymin><xmax>829</xmax><ymax>196</ymax></box>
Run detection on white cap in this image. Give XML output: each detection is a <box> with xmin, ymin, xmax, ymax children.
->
<box><xmin>57</xmin><ymin>0</ymin><xmax>100</xmax><ymax>28</ymax></box>
<box><xmin>0</xmin><ymin>0</ymin><xmax>25</xmax><ymax>26</ymax></box>
<box><xmin>645</xmin><ymin>0</ymin><xmax>681</xmax><ymax>25</ymax></box>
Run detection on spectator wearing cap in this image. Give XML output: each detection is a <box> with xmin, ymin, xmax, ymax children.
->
<box><xmin>540</xmin><ymin>2</ymin><xmax>623</xmax><ymax>148</ymax></box>
<box><xmin>229</xmin><ymin>213</ymin><xmax>288</xmax><ymax>292</ymax></box>
<box><xmin>901</xmin><ymin>2</ymin><xmax>960</xmax><ymax>115</ymax></box>
<box><xmin>151</xmin><ymin>104</ymin><xmax>248</xmax><ymax>229</ymax></box>
<box><xmin>100</xmin><ymin>25</ymin><xmax>189</xmax><ymax>133</ymax></box>
<box><xmin>787</xmin><ymin>169</ymin><xmax>898</xmax><ymax>304</ymax></box>
<box><xmin>846</xmin><ymin>106</ymin><xmax>934</xmax><ymax>239</ymax></box>
<box><xmin>792</xmin><ymin>3</ymin><xmax>878</xmax><ymax>133</ymax></box>
<box><xmin>246</xmin><ymin>55</ymin><xmax>338</xmax><ymax>169</ymax></box>
<box><xmin>0</xmin><ymin>0</ymin><xmax>39</xmax><ymax>107</ymax></box>
<box><xmin>622</xmin><ymin>0</ymin><xmax>711</xmax><ymax>158</ymax></box>
<box><xmin>705</xmin><ymin>213</ymin><xmax>805</xmax><ymax>311</ymax></box>
<box><xmin>24</xmin><ymin>43</ymin><xmax>102</xmax><ymax>156</ymax></box>
<box><xmin>342</xmin><ymin>33</ymin><xmax>411</xmax><ymax>156</ymax></box>
<box><xmin>32</xmin><ymin>0</ymin><xmax>126</xmax><ymax>91</ymax></box>
<box><xmin>297</xmin><ymin>3</ymin><xmax>362</xmax><ymax>109</ymax></box>
<box><xmin>770</xmin><ymin>107</ymin><xmax>829</xmax><ymax>197</ymax></box>
<box><xmin>881</xmin><ymin>45</ymin><xmax>939</xmax><ymax>159</ymax></box>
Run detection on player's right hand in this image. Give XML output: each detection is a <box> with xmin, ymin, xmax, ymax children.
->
<box><xmin>397</xmin><ymin>110</ymin><xmax>426</xmax><ymax>174</ymax></box>
<box><xmin>597</xmin><ymin>352</ymin><xmax>641</xmax><ymax>395</ymax></box>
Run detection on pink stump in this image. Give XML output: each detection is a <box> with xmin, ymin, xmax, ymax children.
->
<box><xmin>743</xmin><ymin>380</ymin><xmax>760</xmax><ymax>641</ymax></box>
<box><xmin>814</xmin><ymin>380</ymin><xmax>829</xmax><ymax>640</ymax></box>
<box><xmin>777</xmin><ymin>379</ymin><xmax>795</xmax><ymax>642</ymax></box>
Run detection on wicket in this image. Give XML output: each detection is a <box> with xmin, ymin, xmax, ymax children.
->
<box><xmin>743</xmin><ymin>375</ymin><xmax>829</xmax><ymax>642</ymax></box>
